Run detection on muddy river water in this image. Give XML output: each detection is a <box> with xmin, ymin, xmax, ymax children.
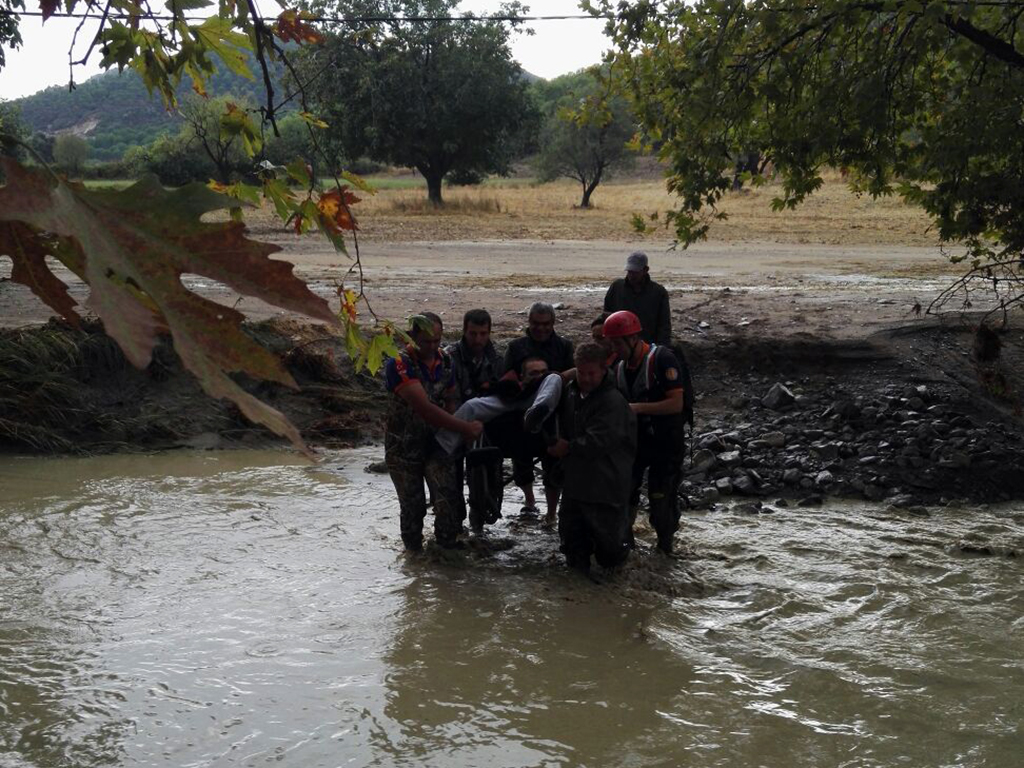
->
<box><xmin>1</xmin><ymin>448</ymin><xmax>1021</xmax><ymax>767</ymax></box>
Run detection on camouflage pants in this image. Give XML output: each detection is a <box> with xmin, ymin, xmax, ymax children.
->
<box><xmin>386</xmin><ymin>451</ymin><xmax>462</xmax><ymax>551</ymax></box>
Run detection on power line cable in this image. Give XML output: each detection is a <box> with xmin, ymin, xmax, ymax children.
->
<box><xmin>1</xmin><ymin>10</ymin><xmax>614</xmax><ymax>23</ymax></box>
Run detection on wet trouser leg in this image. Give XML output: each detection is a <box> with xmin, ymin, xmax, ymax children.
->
<box><xmin>423</xmin><ymin>452</ymin><xmax>462</xmax><ymax>548</ymax></box>
<box><xmin>646</xmin><ymin>448</ymin><xmax>684</xmax><ymax>553</ymax></box>
<box><xmin>558</xmin><ymin>497</ymin><xmax>593</xmax><ymax>572</ymax></box>
<box><xmin>387</xmin><ymin>451</ymin><xmax>462</xmax><ymax>550</ymax></box>
<box><xmin>629</xmin><ymin>436</ymin><xmax>683</xmax><ymax>552</ymax></box>
<box><xmin>588</xmin><ymin>503</ymin><xmax>631</xmax><ymax>569</ymax></box>
<box><xmin>559</xmin><ymin>498</ymin><xmax>630</xmax><ymax>571</ymax></box>
<box><xmin>386</xmin><ymin>455</ymin><xmax>429</xmax><ymax>551</ymax></box>
<box><xmin>627</xmin><ymin>451</ymin><xmax>651</xmax><ymax>549</ymax></box>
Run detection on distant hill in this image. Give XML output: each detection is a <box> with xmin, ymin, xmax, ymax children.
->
<box><xmin>15</xmin><ymin>61</ymin><xmax>545</xmax><ymax>163</ymax></box>
<box><xmin>15</xmin><ymin>59</ymin><xmax>284</xmax><ymax>162</ymax></box>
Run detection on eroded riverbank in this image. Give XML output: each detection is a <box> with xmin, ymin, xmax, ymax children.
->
<box><xmin>1</xmin><ymin>447</ymin><xmax>1021</xmax><ymax>767</ymax></box>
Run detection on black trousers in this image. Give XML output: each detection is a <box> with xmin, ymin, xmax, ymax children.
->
<box><xmin>558</xmin><ymin>498</ymin><xmax>631</xmax><ymax>571</ymax></box>
<box><xmin>630</xmin><ymin>434</ymin><xmax>684</xmax><ymax>548</ymax></box>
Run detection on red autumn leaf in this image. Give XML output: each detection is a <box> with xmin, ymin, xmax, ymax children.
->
<box><xmin>0</xmin><ymin>158</ymin><xmax>340</xmax><ymax>453</ymax></box>
<box><xmin>274</xmin><ymin>10</ymin><xmax>324</xmax><ymax>45</ymax></box>
<box><xmin>317</xmin><ymin>187</ymin><xmax>360</xmax><ymax>233</ymax></box>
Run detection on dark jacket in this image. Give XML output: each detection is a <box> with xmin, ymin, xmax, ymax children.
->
<box><xmin>503</xmin><ymin>332</ymin><xmax>575</xmax><ymax>376</ymax></box>
<box><xmin>603</xmin><ymin>276</ymin><xmax>672</xmax><ymax>345</ymax></box>
<box><xmin>557</xmin><ymin>374</ymin><xmax>637</xmax><ymax>507</ymax></box>
<box><xmin>447</xmin><ymin>338</ymin><xmax>503</xmax><ymax>403</ymax></box>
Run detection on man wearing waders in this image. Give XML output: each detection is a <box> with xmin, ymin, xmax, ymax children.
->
<box><xmin>603</xmin><ymin>310</ymin><xmax>688</xmax><ymax>555</ymax></box>
<box><xmin>547</xmin><ymin>342</ymin><xmax>636</xmax><ymax>575</ymax></box>
<box><xmin>383</xmin><ymin>313</ymin><xmax>483</xmax><ymax>552</ymax></box>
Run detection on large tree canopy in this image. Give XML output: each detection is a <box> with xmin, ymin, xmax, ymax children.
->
<box><xmin>594</xmin><ymin>0</ymin><xmax>1024</xmax><ymax>294</ymax></box>
<box><xmin>301</xmin><ymin>0</ymin><xmax>537</xmax><ymax>204</ymax></box>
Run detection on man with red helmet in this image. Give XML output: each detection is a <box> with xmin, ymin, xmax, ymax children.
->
<box><xmin>603</xmin><ymin>310</ymin><xmax>688</xmax><ymax>555</ymax></box>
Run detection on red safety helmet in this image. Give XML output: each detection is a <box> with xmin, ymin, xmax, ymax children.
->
<box><xmin>603</xmin><ymin>310</ymin><xmax>643</xmax><ymax>339</ymax></box>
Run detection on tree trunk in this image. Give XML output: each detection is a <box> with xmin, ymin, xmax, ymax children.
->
<box><xmin>425</xmin><ymin>171</ymin><xmax>444</xmax><ymax>206</ymax></box>
<box><xmin>580</xmin><ymin>171</ymin><xmax>602</xmax><ymax>208</ymax></box>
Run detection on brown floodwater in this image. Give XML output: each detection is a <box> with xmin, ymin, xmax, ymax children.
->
<box><xmin>1</xmin><ymin>448</ymin><xmax>1021</xmax><ymax>767</ymax></box>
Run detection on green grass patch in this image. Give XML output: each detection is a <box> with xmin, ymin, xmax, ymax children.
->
<box><xmin>81</xmin><ymin>178</ymin><xmax>137</xmax><ymax>190</ymax></box>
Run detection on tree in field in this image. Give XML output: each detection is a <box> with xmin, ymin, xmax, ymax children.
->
<box><xmin>301</xmin><ymin>0</ymin><xmax>537</xmax><ymax>205</ymax></box>
<box><xmin>592</xmin><ymin>0</ymin><xmax>1024</xmax><ymax>319</ymax></box>
<box><xmin>52</xmin><ymin>134</ymin><xmax>90</xmax><ymax>176</ymax></box>
<box><xmin>179</xmin><ymin>95</ymin><xmax>252</xmax><ymax>184</ymax></box>
<box><xmin>535</xmin><ymin>68</ymin><xmax>635</xmax><ymax>208</ymax></box>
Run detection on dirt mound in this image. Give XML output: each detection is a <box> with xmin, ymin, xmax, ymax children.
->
<box><xmin>0</xmin><ymin>318</ymin><xmax>384</xmax><ymax>454</ymax></box>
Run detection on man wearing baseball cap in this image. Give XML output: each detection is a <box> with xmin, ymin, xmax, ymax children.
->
<box><xmin>603</xmin><ymin>251</ymin><xmax>672</xmax><ymax>345</ymax></box>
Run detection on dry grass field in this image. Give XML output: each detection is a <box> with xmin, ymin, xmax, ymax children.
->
<box><xmin>283</xmin><ymin>169</ymin><xmax>938</xmax><ymax>247</ymax></box>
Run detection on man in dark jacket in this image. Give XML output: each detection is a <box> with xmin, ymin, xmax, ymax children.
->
<box><xmin>603</xmin><ymin>252</ymin><xmax>672</xmax><ymax>345</ymax></box>
<box><xmin>447</xmin><ymin>308</ymin><xmax>503</xmax><ymax>403</ymax></box>
<box><xmin>500</xmin><ymin>302</ymin><xmax>574</xmax><ymax>522</ymax></box>
<box><xmin>547</xmin><ymin>341</ymin><xmax>637</xmax><ymax>575</ymax></box>
<box><xmin>503</xmin><ymin>302</ymin><xmax>575</xmax><ymax>376</ymax></box>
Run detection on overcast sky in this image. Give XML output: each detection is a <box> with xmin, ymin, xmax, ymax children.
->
<box><xmin>0</xmin><ymin>0</ymin><xmax>610</xmax><ymax>101</ymax></box>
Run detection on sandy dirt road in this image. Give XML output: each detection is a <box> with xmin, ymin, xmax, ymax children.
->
<box><xmin>0</xmin><ymin>235</ymin><xmax>965</xmax><ymax>344</ymax></box>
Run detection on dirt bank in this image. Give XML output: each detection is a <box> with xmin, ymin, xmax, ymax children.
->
<box><xmin>3</xmin><ymin>305</ymin><xmax>1023</xmax><ymax>508</ymax></box>
<box><xmin>2</xmin><ymin>222</ymin><xmax>1022</xmax><ymax>505</ymax></box>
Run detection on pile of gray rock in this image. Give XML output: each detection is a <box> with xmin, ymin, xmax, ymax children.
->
<box><xmin>683</xmin><ymin>378</ymin><xmax>1024</xmax><ymax>508</ymax></box>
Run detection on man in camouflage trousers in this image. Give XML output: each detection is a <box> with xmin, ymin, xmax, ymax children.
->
<box><xmin>384</xmin><ymin>313</ymin><xmax>483</xmax><ymax>551</ymax></box>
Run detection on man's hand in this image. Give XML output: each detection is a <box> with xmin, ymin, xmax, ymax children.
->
<box><xmin>462</xmin><ymin>420</ymin><xmax>485</xmax><ymax>441</ymax></box>
<box><xmin>547</xmin><ymin>438</ymin><xmax>569</xmax><ymax>458</ymax></box>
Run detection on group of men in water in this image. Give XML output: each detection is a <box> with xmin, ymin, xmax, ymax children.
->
<box><xmin>382</xmin><ymin>251</ymin><xmax>690</xmax><ymax>576</ymax></box>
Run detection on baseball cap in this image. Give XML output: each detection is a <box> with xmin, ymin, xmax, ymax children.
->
<box><xmin>624</xmin><ymin>251</ymin><xmax>648</xmax><ymax>272</ymax></box>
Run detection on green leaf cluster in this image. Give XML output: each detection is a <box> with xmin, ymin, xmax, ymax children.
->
<box><xmin>596</xmin><ymin>0</ymin><xmax>1024</xmax><ymax>263</ymax></box>
<box><xmin>298</xmin><ymin>0</ymin><xmax>538</xmax><ymax>204</ymax></box>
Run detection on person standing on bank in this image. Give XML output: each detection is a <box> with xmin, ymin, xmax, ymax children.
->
<box><xmin>383</xmin><ymin>313</ymin><xmax>484</xmax><ymax>552</ymax></box>
<box><xmin>603</xmin><ymin>252</ymin><xmax>672</xmax><ymax>345</ymax></box>
<box><xmin>547</xmin><ymin>342</ymin><xmax>637</xmax><ymax>575</ymax></box>
<box><xmin>603</xmin><ymin>310</ymin><xmax>688</xmax><ymax>555</ymax></box>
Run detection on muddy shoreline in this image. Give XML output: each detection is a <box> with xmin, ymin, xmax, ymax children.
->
<box><xmin>3</xmin><ymin>308</ymin><xmax>1023</xmax><ymax>509</ymax></box>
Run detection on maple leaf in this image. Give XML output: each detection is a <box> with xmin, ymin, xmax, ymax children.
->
<box><xmin>274</xmin><ymin>10</ymin><xmax>325</xmax><ymax>45</ymax></box>
<box><xmin>317</xmin><ymin>187</ymin><xmax>360</xmax><ymax>234</ymax></box>
<box><xmin>0</xmin><ymin>158</ymin><xmax>340</xmax><ymax>453</ymax></box>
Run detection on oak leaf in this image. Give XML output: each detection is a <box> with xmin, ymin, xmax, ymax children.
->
<box><xmin>0</xmin><ymin>222</ymin><xmax>82</xmax><ymax>324</ymax></box>
<box><xmin>0</xmin><ymin>158</ymin><xmax>340</xmax><ymax>453</ymax></box>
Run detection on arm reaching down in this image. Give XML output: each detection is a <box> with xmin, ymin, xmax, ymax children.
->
<box><xmin>398</xmin><ymin>382</ymin><xmax>483</xmax><ymax>440</ymax></box>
